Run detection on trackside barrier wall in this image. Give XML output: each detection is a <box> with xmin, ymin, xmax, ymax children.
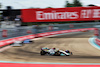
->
<box><xmin>0</xmin><ymin>22</ymin><xmax>99</xmax><ymax>40</ymax></box>
<box><xmin>95</xmin><ymin>38</ymin><xmax>100</xmax><ymax>46</ymax></box>
<box><xmin>0</xmin><ymin>28</ymin><xmax>96</xmax><ymax>47</ymax></box>
<box><xmin>94</xmin><ymin>25</ymin><xmax>100</xmax><ymax>46</ymax></box>
<box><xmin>0</xmin><ymin>34</ymin><xmax>35</xmax><ymax>47</ymax></box>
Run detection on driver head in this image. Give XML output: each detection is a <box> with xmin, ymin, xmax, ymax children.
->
<box><xmin>65</xmin><ymin>50</ymin><xmax>68</xmax><ymax>52</ymax></box>
<box><xmin>53</xmin><ymin>48</ymin><xmax>56</xmax><ymax>50</ymax></box>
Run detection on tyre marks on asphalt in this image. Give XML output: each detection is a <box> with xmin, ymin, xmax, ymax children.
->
<box><xmin>1</xmin><ymin>31</ymin><xmax>100</xmax><ymax>63</ymax></box>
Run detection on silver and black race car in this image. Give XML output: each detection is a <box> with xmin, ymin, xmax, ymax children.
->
<box><xmin>40</xmin><ymin>48</ymin><xmax>72</xmax><ymax>56</ymax></box>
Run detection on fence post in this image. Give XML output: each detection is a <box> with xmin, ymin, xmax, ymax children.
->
<box><xmin>27</xmin><ymin>30</ymin><xmax>32</xmax><ymax>34</ymax></box>
<box><xmin>48</xmin><ymin>26</ymin><xmax>53</xmax><ymax>31</ymax></box>
<box><xmin>69</xmin><ymin>24</ymin><xmax>74</xmax><ymax>28</ymax></box>
<box><xmin>94</xmin><ymin>28</ymin><xmax>99</xmax><ymax>36</ymax></box>
<box><xmin>2</xmin><ymin>30</ymin><xmax>7</xmax><ymax>37</ymax></box>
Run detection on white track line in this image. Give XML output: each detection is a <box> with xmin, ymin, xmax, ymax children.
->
<box><xmin>0</xmin><ymin>46</ymin><xmax>12</xmax><ymax>52</ymax></box>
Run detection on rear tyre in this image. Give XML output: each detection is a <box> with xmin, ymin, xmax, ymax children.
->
<box><xmin>54</xmin><ymin>51</ymin><xmax>60</xmax><ymax>56</ymax></box>
<box><xmin>30</xmin><ymin>40</ymin><xmax>34</xmax><ymax>43</ymax></box>
<box><xmin>40</xmin><ymin>50</ymin><xmax>46</xmax><ymax>55</ymax></box>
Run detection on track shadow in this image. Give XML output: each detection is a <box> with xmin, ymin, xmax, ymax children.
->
<box><xmin>4</xmin><ymin>49</ymin><xmax>40</xmax><ymax>58</ymax></box>
<box><xmin>48</xmin><ymin>32</ymin><xmax>94</xmax><ymax>38</ymax></box>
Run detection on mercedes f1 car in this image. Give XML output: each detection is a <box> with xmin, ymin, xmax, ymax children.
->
<box><xmin>40</xmin><ymin>48</ymin><xmax>72</xmax><ymax>56</ymax></box>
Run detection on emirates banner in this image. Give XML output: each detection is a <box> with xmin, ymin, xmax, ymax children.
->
<box><xmin>21</xmin><ymin>6</ymin><xmax>100</xmax><ymax>22</ymax></box>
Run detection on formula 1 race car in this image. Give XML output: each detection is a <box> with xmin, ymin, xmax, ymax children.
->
<box><xmin>40</xmin><ymin>48</ymin><xmax>72</xmax><ymax>56</ymax></box>
<box><xmin>10</xmin><ymin>39</ymin><xmax>34</xmax><ymax>47</ymax></box>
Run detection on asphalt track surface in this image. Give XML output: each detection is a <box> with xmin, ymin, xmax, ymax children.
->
<box><xmin>1</xmin><ymin>31</ymin><xmax>100</xmax><ymax>63</ymax></box>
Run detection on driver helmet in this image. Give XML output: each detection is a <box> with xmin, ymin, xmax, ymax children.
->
<box><xmin>53</xmin><ymin>48</ymin><xmax>56</xmax><ymax>50</ymax></box>
<box><xmin>65</xmin><ymin>50</ymin><xmax>68</xmax><ymax>52</ymax></box>
<box><xmin>46</xmin><ymin>47</ymin><xmax>49</xmax><ymax>49</ymax></box>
